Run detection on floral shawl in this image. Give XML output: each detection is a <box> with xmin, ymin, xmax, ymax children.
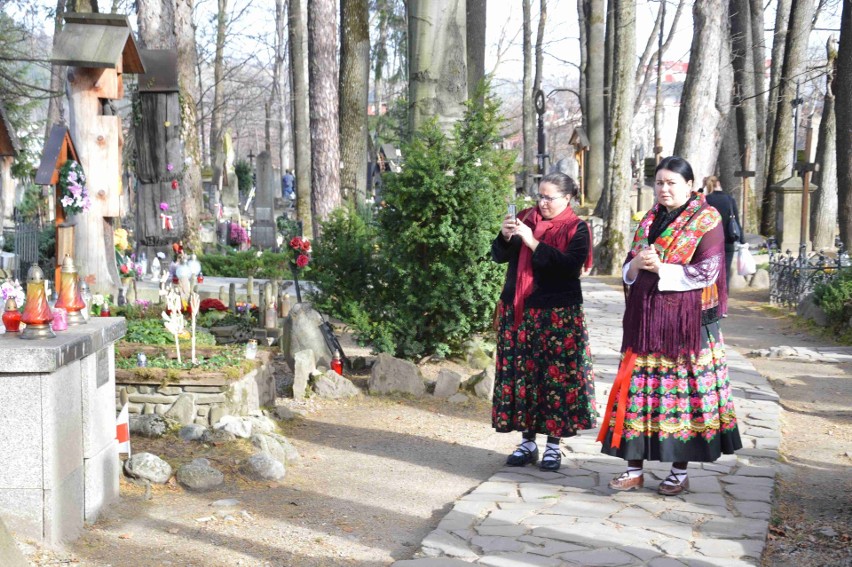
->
<box><xmin>621</xmin><ymin>193</ymin><xmax>726</xmax><ymax>359</ymax></box>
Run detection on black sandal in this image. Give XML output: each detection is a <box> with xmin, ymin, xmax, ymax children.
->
<box><xmin>539</xmin><ymin>445</ymin><xmax>563</xmax><ymax>471</ymax></box>
<box><xmin>506</xmin><ymin>444</ymin><xmax>538</xmax><ymax>467</ymax></box>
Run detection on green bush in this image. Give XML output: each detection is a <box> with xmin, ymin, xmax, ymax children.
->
<box><xmin>200</xmin><ymin>250</ymin><xmax>291</xmax><ymax>279</ymax></box>
<box><xmin>813</xmin><ymin>268</ymin><xmax>852</xmax><ymax>327</ymax></box>
<box><xmin>310</xmin><ymin>84</ymin><xmax>514</xmax><ymax>358</ymax></box>
<box><xmin>309</xmin><ymin>205</ymin><xmax>383</xmax><ymax>342</ymax></box>
<box><xmin>276</xmin><ymin>215</ymin><xmax>302</xmax><ymax>241</ymax></box>
<box><xmin>235</xmin><ymin>160</ymin><xmax>253</xmax><ymax>194</ymax></box>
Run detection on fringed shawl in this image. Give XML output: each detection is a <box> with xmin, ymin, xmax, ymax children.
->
<box><xmin>621</xmin><ymin>194</ymin><xmax>726</xmax><ymax>359</ymax></box>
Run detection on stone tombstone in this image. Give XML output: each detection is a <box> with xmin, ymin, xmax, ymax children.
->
<box><xmin>219</xmin><ymin>285</ymin><xmax>227</xmax><ymax>302</ymax></box>
<box><xmin>246</xmin><ymin>276</ymin><xmax>254</xmax><ymax>305</ymax></box>
<box><xmin>284</xmin><ymin>303</ymin><xmax>333</xmax><ymax>368</ymax></box>
<box><xmin>771</xmin><ymin>176</ymin><xmax>817</xmax><ymax>253</ymax></box>
<box><xmin>252</xmin><ymin>150</ymin><xmax>277</xmax><ymax>249</ymax></box>
<box><xmin>220</xmin><ymin>131</ymin><xmax>239</xmax><ymax>214</ymax></box>
<box><xmin>228</xmin><ymin>283</ymin><xmax>236</xmax><ymax>311</ymax></box>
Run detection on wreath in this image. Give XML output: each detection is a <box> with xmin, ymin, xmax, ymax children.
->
<box><xmin>57</xmin><ymin>160</ymin><xmax>91</xmax><ymax>216</ymax></box>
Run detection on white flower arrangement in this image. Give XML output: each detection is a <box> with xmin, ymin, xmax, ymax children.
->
<box><xmin>58</xmin><ymin>160</ymin><xmax>91</xmax><ymax>216</ymax></box>
<box><xmin>0</xmin><ymin>279</ymin><xmax>25</xmax><ymax>307</ymax></box>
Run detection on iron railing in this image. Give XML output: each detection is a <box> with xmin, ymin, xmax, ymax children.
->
<box><xmin>12</xmin><ymin>215</ymin><xmax>43</xmax><ymax>282</ymax></box>
<box><xmin>768</xmin><ymin>237</ymin><xmax>851</xmax><ymax>308</ymax></box>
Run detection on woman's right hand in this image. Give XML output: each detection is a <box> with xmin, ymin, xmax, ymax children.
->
<box><xmin>501</xmin><ymin>215</ymin><xmax>517</xmax><ymax>241</ymax></box>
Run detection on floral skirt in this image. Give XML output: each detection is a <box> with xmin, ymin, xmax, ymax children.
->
<box><xmin>599</xmin><ymin>321</ymin><xmax>743</xmax><ymax>462</ymax></box>
<box><xmin>492</xmin><ymin>302</ymin><xmax>597</xmax><ymax>437</ymax></box>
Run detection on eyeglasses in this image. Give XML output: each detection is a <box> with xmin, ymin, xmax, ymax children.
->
<box><xmin>536</xmin><ymin>194</ymin><xmax>566</xmax><ymax>203</ymax></box>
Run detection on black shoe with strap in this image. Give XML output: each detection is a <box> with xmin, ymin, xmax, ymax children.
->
<box><xmin>506</xmin><ymin>443</ymin><xmax>538</xmax><ymax>467</ymax></box>
<box><xmin>539</xmin><ymin>445</ymin><xmax>563</xmax><ymax>471</ymax></box>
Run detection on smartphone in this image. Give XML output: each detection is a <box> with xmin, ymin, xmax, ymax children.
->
<box><xmin>507</xmin><ymin>203</ymin><xmax>517</xmax><ymax>221</ymax></box>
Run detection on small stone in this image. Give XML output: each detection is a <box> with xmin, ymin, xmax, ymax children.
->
<box><xmin>214</xmin><ymin>415</ymin><xmax>253</xmax><ymax>438</ymax></box>
<box><xmin>129</xmin><ymin>414</ymin><xmax>169</xmax><ymax>438</ymax></box>
<box><xmin>124</xmin><ymin>452</ymin><xmax>172</xmax><ymax>484</ymax></box>
<box><xmin>819</xmin><ymin>527</ymin><xmax>838</xmax><ymax>538</ymax></box>
<box><xmin>240</xmin><ymin>453</ymin><xmax>286</xmax><ymax>481</ymax></box>
<box><xmin>177</xmin><ymin>459</ymin><xmax>225</xmax><ymax>491</ymax></box>
<box><xmin>211</xmin><ymin>499</ymin><xmax>240</xmax><ymax>507</ymax></box>
<box><xmin>200</xmin><ymin>428</ymin><xmax>236</xmax><ymax>445</ymax></box>
<box><xmin>448</xmin><ymin>392</ymin><xmax>469</xmax><ymax>404</ymax></box>
<box><xmin>178</xmin><ymin>424</ymin><xmax>207</xmax><ymax>442</ymax></box>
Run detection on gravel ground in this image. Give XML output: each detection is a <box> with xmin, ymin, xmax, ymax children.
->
<box><xmin>23</xmin><ymin>356</ymin><xmax>515</xmax><ymax>567</ymax></box>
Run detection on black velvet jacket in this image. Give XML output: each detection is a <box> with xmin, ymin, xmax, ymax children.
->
<box><xmin>491</xmin><ymin>221</ymin><xmax>590</xmax><ymax>308</ymax></box>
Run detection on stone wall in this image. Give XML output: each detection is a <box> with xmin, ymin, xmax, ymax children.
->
<box><xmin>115</xmin><ymin>353</ymin><xmax>275</xmax><ymax>426</ymax></box>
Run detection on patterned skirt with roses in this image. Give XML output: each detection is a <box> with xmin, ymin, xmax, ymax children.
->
<box><xmin>492</xmin><ymin>302</ymin><xmax>597</xmax><ymax>437</ymax></box>
<box><xmin>599</xmin><ymin>321</ymin><xmax>743</xmax><ymax>462</ymax></box>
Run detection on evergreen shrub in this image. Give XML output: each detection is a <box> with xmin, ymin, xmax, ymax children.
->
<box><xmin>311</xmin><ymin>85</ymin><xmax>514</xmax><ymax>358</ymax></box>
<box><xmin>200</xmin><ymin>250</ymin><xmax>291</xmax><ymax>279</ymax></box>
<box><xmin>813</xmin><ymin>267</ymin><xmax>852</xmax><ymax>327</ymax></box>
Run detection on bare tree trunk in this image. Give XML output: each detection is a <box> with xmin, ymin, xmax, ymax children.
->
<box><xmin>44</xmin><ymin>0</ymin><xmax>66</xmax><ymax>142</ymax></box>
<box><xmin>728</xmin><ymin>0</ymin><xmax>759</xmax><ymax>230</ymax></box>
<box><xmin>175</xmin><ymin>0</ymin><xmax>203</xmax><ymax>251</ymax></box>
<box><xmin>835</xmin><ymin>4</ymin><xmax>852</xmax><ymax>247</ymax></box>
<box><xmin>308</xmin><ymin>0</ymin><xmax>341</xmax><ymax>232</ymax></box>
<box><xmin>811</xmin><ymin>38</ymin><xmax>837</xmax><ymax>250</ymax></box>
<box><xmin>522</xmin><ymin>0</ymin><xmax>535</xmax><ymax>194</ymax></box>
<box><xmin>673</xmin><ymin>0</ymin><xmax>731</xmax><ymax>181</ymax></box>
<box><xmin>275</xmin><ymin>0</ymin><xmax>287</xmax><ymax>172</ymax></box>
<box><xmin>749</xmin><ymin>0</ymin><xmax>767</xmax><ymax>207</ymax></box>
<box><xmin>582</xmin><ymin>0</ymin><xmax>605</xmax><ymax>202</ymax></box>
<box><xmin>634</xmin><ymin>0</ymin><xmax>664</xmax><ymax>115</ymax></box>
<box><xmin>373</xmin><ymin>2</ymin><xmax>389</xmax><ymax>142</ymax></box>
<box><xmin>339</xmin><ymin>0</ymin><xmax>370</xmax><ymax>207</ymax></box>
<box><xmin>760</xmin><ymin>0</ymin><xmax>791</xmax><ymax>232</ymax></box>
<box><xmin>209</xmin><ymin>0</ymin><xmax>227</xmax><ymax>175</ymax></box>
<box><xmin>407</xmin><ymin>0</ymin><xmax>467</xmax><ymax>134</ymax></box>
<box><xmin>289</xmin><ymin>0</ymin><xmax>312</xmax><ymax>237</ymax></box>
<box><xmin>763</xmin><ymin>0</ymin><xmax>815</xmax><ymax>235</ymax></box>
<box><xmin>466</xmin><ymin>0</ymin><xmax>486</xmax><ymax>100</ymax></box>
<box><xmin>577</xmin><ymin>0</ymin><xmax>587</xmax><ymax>118</ymax></box>
<box><xmin>597</xmin><ymin>0</ymin><xmax>634</xmax><ymax>275</ymax></box>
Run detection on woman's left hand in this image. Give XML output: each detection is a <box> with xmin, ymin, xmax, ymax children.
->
<box><xmin>514</xmin><ymin>221</ymin><xmax>538</xmax><ymax>251</ymax></box>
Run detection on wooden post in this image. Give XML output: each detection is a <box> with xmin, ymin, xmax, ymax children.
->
<box><xmin>797</xmin><ymin>123</ymin><xmax>817</xmax><ymax>250</ymax></box>
<box><xmin>734</xmin><ymin>146</ymin><xmax>756</xmax><ymax>234</ymax></box>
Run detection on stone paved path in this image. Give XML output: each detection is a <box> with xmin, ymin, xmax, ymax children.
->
<box><xmin>393</xmin><ymin>279</ymin><xmax>781</xmax><ymax>567</ymax></box>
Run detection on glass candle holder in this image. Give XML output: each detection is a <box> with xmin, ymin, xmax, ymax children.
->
<box><xmin>244</xmin><ymin>339</ymin><xmax>258</xmax><ymax>360</ymax></box>
<box><xmin>51</xmin><ymin>307</ymin><xmax>68</xmax><ymax>331</ymax></box>
<box><xmin>54</xmin><ymin>255</ymin><xmax>87</xmax><ymax>326</ymax></box>
<box><xmin>20</xmin><ymin>264</ymin><xmax>55</xmax><ymax>340</ymax></box>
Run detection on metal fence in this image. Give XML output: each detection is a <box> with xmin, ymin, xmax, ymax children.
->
<box><xmin>12</xmin><ymin>215</ymin><xmax>44</xmax><ymax>282</ymax></box>
<box><xmin>768</xmin><ymin>238</ymin><xmax>851</xmax><ymax>308</ymax></box>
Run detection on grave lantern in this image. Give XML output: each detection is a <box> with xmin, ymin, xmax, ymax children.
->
<box><xmin>54</xmin><ymin>255</ymin><xmax>88</xmax><ymax>326</ymax></box>
<box><xmin>20</xmin><ymin>264</ymin><xmax>56</xmax><ymax>340</ymax></box>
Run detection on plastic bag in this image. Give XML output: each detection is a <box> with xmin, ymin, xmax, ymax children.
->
<box><xmin>736</xmin><ymin>243</ymin><xmax>756</xmax><ymax>276</ymax></box>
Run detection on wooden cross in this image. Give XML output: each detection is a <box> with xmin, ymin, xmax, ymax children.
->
<box><xmin>734</xmin><ymin>146</ymin><xmax>756</xmax><ymax>232</ymax></box>
<box><xmin>794</xmin><ymin>122</ymin><xmax>818</xmax><ymax>250</ymax></box>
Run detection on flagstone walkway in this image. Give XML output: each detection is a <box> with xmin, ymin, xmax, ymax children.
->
<box><xmin>393</xmin><ymin>279</ymin><xmax>781</xmax><ymax>567</ymax></box>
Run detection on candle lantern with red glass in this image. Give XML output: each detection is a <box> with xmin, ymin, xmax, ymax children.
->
<box><xmin>2</xmin><ymin>297</ymin><xmax>22</xmax><ymax>332</ymax></box>
<box><xmin>54</xmin><ymin>255</ymin><xmax>88</xmax><ymax>326</ymax></box>
<box><xmin>20</xmin><ymin>264</ymin><xmax>56</xmax><ymax>340</ymax></box>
